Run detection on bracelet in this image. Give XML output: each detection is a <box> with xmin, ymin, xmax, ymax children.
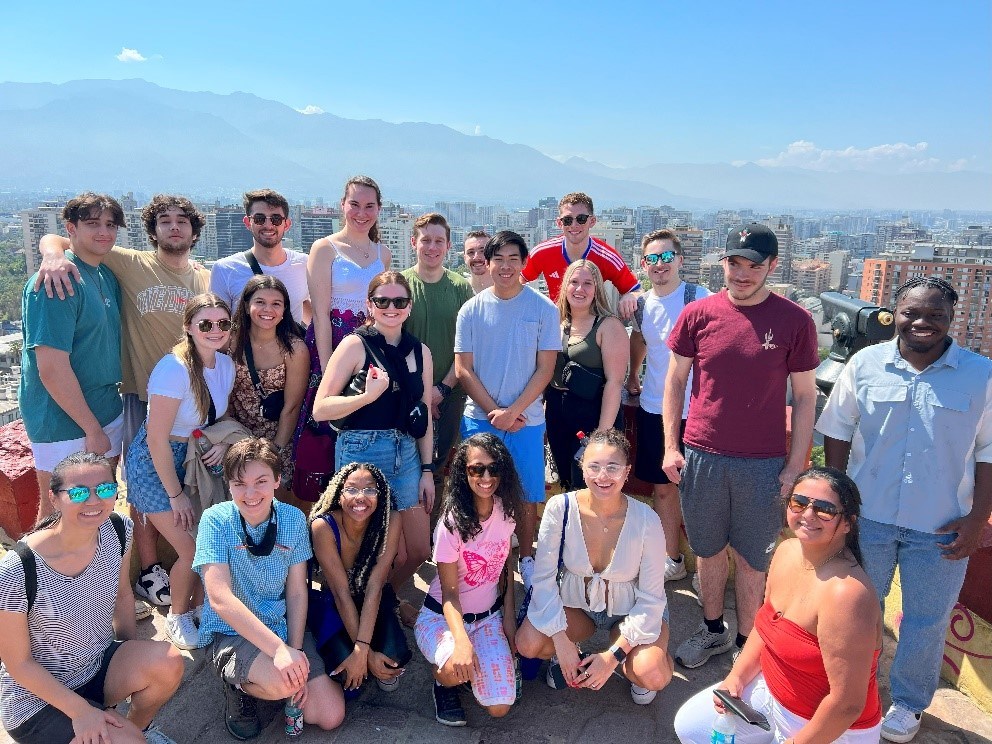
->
<box><xmin>168</xmin><ymin>488</ymin><xmax>183</xmax><ymax>500</ymax></box>
<box><xmin>421</xmin><ymin>463</ymin><xmax>435</xmax><ymax>473</ymax></box>
<box><xmin>355</xmin><ymin>639</ymin><xmax>371</xmax><ymax>647</ymax></box>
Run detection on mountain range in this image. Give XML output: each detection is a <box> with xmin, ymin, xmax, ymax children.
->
<box><xmin>0</xmin><ymin>79</ymin><xmax>988</xmax><ymax>212</ymax></box>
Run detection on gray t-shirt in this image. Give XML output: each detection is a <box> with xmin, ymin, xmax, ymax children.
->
<box><xmin>455</xmin><ymin>286</ymin><xmax>560</xmax><ymax>425</ymax></box>
<box><xmin>209</xmin><ymin>248</ymin><xmax>309</xmax><ymax>324</ymax></box>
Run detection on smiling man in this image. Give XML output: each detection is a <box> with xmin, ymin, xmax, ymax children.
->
<box><xmin>661</xmin><ymin>223</ymin><xmax>819</xmax><ymax>669</ymax></box>
<box><xmin>463</xmin><ymin>230</ymin><xmax>493</xmax><ymax>294</ymax></box>
<box><xmin>817</xmin><ymin>276</ymin><xmax>992</xmax><ymax>743</ymax></box>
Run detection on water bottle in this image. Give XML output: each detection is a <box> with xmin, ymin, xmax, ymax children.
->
<box><xmin>193</xmin><ymin>429</ymin><xmax>223</xmax><ymax>476</ymax></box>
<box><xmin>573</xmin><ymin>431</ymin><xmax>589</xmax><ymax>463</ymax></box>
<box><xmin>284</xmin><ymin>698</ymin><xmax>304</xmax><ymax>737</ymax></box>
<box><xmin>711</xmin><ymin>712</ymin><xmax>736</xmax><ymax>743</ymax></box>
<box><xmin>514</xmin><ymin>656</ymin><xmax>523</xmax><ymax>702</ymax></box>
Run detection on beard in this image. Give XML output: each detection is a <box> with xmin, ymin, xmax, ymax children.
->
<box><xmin>158</xmin><ymin>237</ymin><xmax>194</xmax><ymax>255</ymax></box>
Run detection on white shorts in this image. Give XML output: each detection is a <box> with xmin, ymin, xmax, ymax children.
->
<box><xmin>30</xmin><ymin>413</ymin><xmax>125</xmax><ymax>472</ymax></box>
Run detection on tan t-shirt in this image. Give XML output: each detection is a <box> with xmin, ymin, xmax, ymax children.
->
<box><xmin>103</xmin><ymin>247</ymin><xmax>211</xmax><ymax>399</ymax></box>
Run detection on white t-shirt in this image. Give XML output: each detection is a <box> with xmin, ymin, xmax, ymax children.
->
<box><xmin>209</xmin><ymin>249</ymin><xmax>309</xmax><ymax>324</ymax></box>
<box><xmin>147</xmin><ymin>352</ymin><xmax>236</xmax><ymax>436</ymax></box>
<box><xmin>632</xmin><ymin>281</ymin><xmax>711</xmax><ymax>416</ymax></box>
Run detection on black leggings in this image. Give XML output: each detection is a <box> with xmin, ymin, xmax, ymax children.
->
<box><xmin>545</xmin><ymin>386</ymin><xmax>621</xmax><ymax>490</ymax></box>
<box><xmin>317</xmin><ymin>585</ymin><xmax>412</xmax><ymax>672</ymax></box>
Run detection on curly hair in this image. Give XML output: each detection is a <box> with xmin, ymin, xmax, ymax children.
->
<box><xmin>231</xmin><ymin>275</ymin><xmax>303</xmax><ymax>361</ymax></box>
<box><xmin>440</xmin><ymin>433</ymin><xmax>524</xmax><ymax>543</ymax></box>
<box><xmin>790</xmin><ymin>466</ymin><xmax>864</xmax><ymax>567</ymax></box>
<box><xmin>579</xmin><ymin>427</ymin><xmax>631</xmax><ymax>466</ymax></box>
<box><xmin>141</xmin><ymin>194</ymin><xmax>205</xmax><ymax>248</ymax></box>
<box><xmin>309</xmin><ymin>462</ymin><xmax>392</xmax><ymax>597</ymax></box>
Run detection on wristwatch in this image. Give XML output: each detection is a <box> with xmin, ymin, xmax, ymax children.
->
<box><xmin>435</xmin><ymin>382</ymin><xmax>452</xmax><ymax>398</ymax></box>
<box><xmin>608</xmin><ymin>642</ymin><xmax>627</xmax><ymax>664</ymax></box>
<box><xmin>421</xmin><ymin>463</ymin><xmax>435</xmax><ymax>473</ymax></box>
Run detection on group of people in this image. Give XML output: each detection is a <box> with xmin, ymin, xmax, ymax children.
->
<box><xmin>2</xmin><ymin>184</ymin><xmax>988</xmax><ymax>744</ymax></box>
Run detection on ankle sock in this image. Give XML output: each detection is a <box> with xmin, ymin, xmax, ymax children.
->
<box><xmin>704</xmin><ymin>615</ymin><xmax>725</xmax><ymax>634</ymax></box>
<box><xmin>736</xmin><ymin>633</ymin><xmax>747</xmax><ymax>649</ymax></box>
<box><xmin>670</xmin><ymin>555</ymin><xmax>683</xmax><ymax>563</ymax></box>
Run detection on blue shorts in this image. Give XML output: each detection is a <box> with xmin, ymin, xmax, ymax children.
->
<box><xmin>335</xmin><ymin>428</ymin><xmax>420</xmax><ymax>511</ymax></box>
<box><xmin>461</xmin><ymin>417</ymin><xmax>546</xmax><ymax>503</ymax></box>
<box><xmin>125</xmin><ymin>423</ymin><xmax>187</xmax><ymax>515</ymax></box>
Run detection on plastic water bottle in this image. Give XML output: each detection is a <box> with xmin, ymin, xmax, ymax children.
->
<box><xmin>193</xmin><ymin>429</ymin><xmax>223</xmax><ymax>476</ymax></box>
<box><xmin>711</xmin><ymin>712</ymin><xmax>736</xmax><ymax>743</ymax></box>
<box><xmin>284</xmin><ymin>698</ymin><xmax>304</xmax><ymax>737</ymax></box>
<box><xmin>573</xmin><ymin>431</ymin><xmax>589</xmax><ymax>463</ymax></box>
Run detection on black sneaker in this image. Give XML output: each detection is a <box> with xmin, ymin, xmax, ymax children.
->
<box><xmin>224</xmin><ymin>683</ymin><xmax>261</xmax><ymax>740</ymax></box>
<box><xmin>433</xmin><ymin>682</ymin><xmax>466</xmax><ymax>727</ymax></box>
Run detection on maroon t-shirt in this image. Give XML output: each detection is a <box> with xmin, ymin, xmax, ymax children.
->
<box><xmin>666</xmin><ymin>289</ymin><xmax>819</xmax><ymax>458</ymax></box>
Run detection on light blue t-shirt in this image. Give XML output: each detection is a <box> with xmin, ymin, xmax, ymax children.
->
<box><xmin>193</xmin><ymin>499</ymin><xmax>312</xmax><ymax>645</ymax></box>
<box><xmin>454</xmin><ymin>285</ymin><xmax>561</xmax><ymax>425</ymax></box>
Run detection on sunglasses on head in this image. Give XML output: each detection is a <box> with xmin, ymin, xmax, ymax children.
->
<box><xmin>466</xmin><ymin>463</ymin><xmax>501</xmax><ymax>478</ymax></box>
<box><xmin>560</xmin><ymin>214</ymin><xmax>591</xmax><ymax>227</ymax></box>
<box><xmin>369</xmin><ymin>296</ymin><xmax>411</xmax><ymax>310</ymax></box>
<box><xmin>643</xmin><ymin>251</ymin><xmax>678</xmax><ymax>265</ymax></box>
<box><xmin>196</xmin><ymin>319</ymin><xmax>233</xmax><ymax>333</ymax></box>
<box><xmin>59</xmin><ymin>482</ymin><xmax>118</xmax><ymax>503</ymax></box>
<box><xmin>250</xmin><ymin>214</ymin><xmax>286</xmax><ymax>226</ymax></box>
<box><xmin>787</xmin><ymin>493</ymin><xmax>843</xmax><ymax>520</ymax></box>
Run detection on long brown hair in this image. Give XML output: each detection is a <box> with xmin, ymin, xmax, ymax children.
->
<box><xmin>341</xmin><ymin>175</ymin><xmax>382</xmax><ymax>244</ymax></box>
<box><xmin>231</xmin><ymin>275</ymin><xmax>302</xmax><ymax>361</ymax></box>
<box><xmin>175</xmin><ymin>292</ymin><xmax>231</xmax><ymax>422</ymax></box>
<box><xmin>556</xmin><ymin>260</ymin><xmax>614</xmax><ymax>325</ymax></box>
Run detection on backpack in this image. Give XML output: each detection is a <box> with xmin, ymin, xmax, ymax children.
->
<box><xmin>12</xmin><ymin>512</ymin><xmax>126</xmax><ymax>613</ymax></box>
<box><xmin>633</xmin><ymin>281</ymin><xmax>700</xmax><ymax>329</ymax></box>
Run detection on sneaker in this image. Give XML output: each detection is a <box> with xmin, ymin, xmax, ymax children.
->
<box><xmin>142</xmin><ymin>722</ymin><xmax>177</xmax><ymax>744</ymax></box>
<box><xmin>192</xmin><ymin>604</ymin><xmax>203</xmax><ymax>627</ymax></box>
<box><xmin>135</xmin><ymin>598</ymin><xmax>154</xmax><ymax>621</ymax></box>
<box><xmin>691</xmin><ymin>572</ymin><xmax>702</xmax><ymax>607</ymax></box>
<box><xmin>665</xmin><ymin>555</ymin><xmax>687</xmax><ymax>581</ymax></box>
<box><xmin>376</xmin><ymin>675</ymin><xmax>401</xmax><ymax>693</ymax></box>
<box><xmin>520</xmin><ymin>556</ymin><xmax>536</xmax><ymax>593</ymax></box>
<box><xmin>433</xmin><ymin>682</ymin><xmax>466</xmax><ymax>727</ymax></box>
<box><xmin>630</xmin><ymin>683</ymin><xmax>658</xmax><ymax>705</ymax></box>
<box><xmin>881</xmin><ymin>704</ymin><xmax>922</xmax><ymax>742</ymax></box>
<box><xmin>224</xmin><ymin>683</ymin><xmax>261</xmax><ymax>740</ymax></box>
<box><xmin>135</xmin><ymin>563</ymin><xmax>172</xmax><ymax>606</ymax></box>
<box><xmin>674</xmin><ymin>622</ymin><xmax>734</xmax><ymax>669</ymax></box>
<box><xmin>165</xmin><ymin>610</ymin><xmax>200</xmax><ymax>651</ymax></box>
<box><xmin>732</xmin><ymin>647</ymin><xmax>742</xmax><ymax>664</ymax></box>
<box><xmin>546</xmin><ymin>657</ymin><xmax>567</xmax><ymax>690</ymax></box>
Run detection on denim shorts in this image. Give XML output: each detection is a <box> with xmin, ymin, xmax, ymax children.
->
<box><xmin>335</xmin><ymin>428</ymin><xmax>420</xmax><ymax>511</ymax></box>
<box><xmin>584</xmin><ymin>608</ymin><xmax>624</xmax><ymax>631</ymax></box>
<box><xmin>125</xmin><ymin>423</ymin><xmax>187</xmax><ymax>515</ymax></box>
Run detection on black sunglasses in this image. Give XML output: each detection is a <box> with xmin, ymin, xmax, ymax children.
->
<box><xmin>643</xmin><ymin>251</ymin><xmax>679</xmax><ymax>265</ymax></box>
<box><xmin>560</xmin><ymin>214</ymin><xmax>591</xmax><ymax>226</ymax></box>
<box><xmin>250</xmin><ymin>214</ymin><xmax>287</xmax><ymax>226</ymax></box>
<box><xmin>196</xmin><ymin>319</ymin><xmax>233</xmax><ymax>333</ymax></box>
<box><xmin>466</xmin><ymin>463</ymin><xmax>501</xmax><ymax>477</ymax></box>
<box><xmin>787</xmin><ymin>494</ymin><xmax>843</xmax><ymax>521</ymax></box>
<box><xmin>369</xmin><ymin>296</ymin><xmax>411</xmax><ymax>310</ymax></box>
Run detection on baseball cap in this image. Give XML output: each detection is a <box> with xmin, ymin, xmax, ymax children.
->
<box><xmin>723</xmin><ymin>223</ymin><xmax>778</xmax><ymax>263</ymax></box>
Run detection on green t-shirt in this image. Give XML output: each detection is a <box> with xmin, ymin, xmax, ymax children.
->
<box><xmin>18</xmin><ymin>252</ymin><xmax>123</xmax><ymax>443</ymax></box>
<box><xmin>402</xmin><ymin>267</ymin><xmax>474</xmax><ymax>386</ymax></box>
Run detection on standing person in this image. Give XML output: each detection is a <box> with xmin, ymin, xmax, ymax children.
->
<box><xmin>674</xmin><ymin>467</ymin><xmax>883</xmax><ymax>743</ymax></box>
<box><xmin>415</xmin><ymin>434</ymin><xmax>523</xmax><ymax>727</ymax></box>
<box><xmin>455</xmin><ymin>230</ymin><xmax>560</xmax><ymax>593</ymax></box>
<box><xmin>462</xmin><ymin>230</ymin><xmax>493</xmax><ymax>295</ymax></box>
<box><xmin>126</xmin><ymin>293</ymin><xmax>237</xmax><ymax>651</ymax></box>
<box><xmin>311</xmin><ymin>272</ymin><xmax>434</xmax><ymax>626</ymax></box>
<box><xmin>0</xmin><ymin>452</ymin><xmax>183</xmax><ymax>744</ymax></box>
<box><xmin>35</xmin><ymin>194</ymin><xmax>211</xmax><ymax>612</ymax></box>
<box><xmin>545</xmin><ymin>260</ymin><xmax>629</xmax><ymax>490</ymax></box>
<box><xmin>662</xmin><ymin>224</ymin><xmax>819</xmax><ymax>668</ymax></box>
<box><xmin>816</xmin><ymin>277</ymin><xmax>992</xmax><ymax>743</ymax></box>
<box><xmin>228</xmin><ymin>275</ymin><xmax>309</xmax><ymax>486</ymax></box>
<box><xmin>194</xmin><ymin>438</ymin><xmax>344</xmax><ymax>740</ymax></box>
<box><xmin>19</xmin><ymin>193</ymin><xmax>124</xmax><ymax>520</ymax></box>
<box><xmin>522</xmin><ymin>193</ymin><xmax>641</xmax><ymax>317</ymax></box>
<box><xmin>209</xmin><ymin>189</ymin><xmax>311</xmax><ymax>326</ymax></box>
<box><xmin>309</xmin><ymin>463</ymin><xmax>411</xmax><ymax>696</ymax></box>
<box><xmin>401</xmin><ymin>213</ymin><xmax>475</xmax><ymax>485</ymax></box>
<box><xmin>626</xmin><ymin>230</ymin><xmax>711</xmax><ymax>582</ymax></box>
<box><xmin>516</xmin><ymin>429</ymin><xmax>674</xmax><ymax>706</ymax></box>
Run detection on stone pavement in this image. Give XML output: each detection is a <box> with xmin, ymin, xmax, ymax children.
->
<box><xmin>7</xmin><ymin>563</ymin><xmax>983</xmax><ymax>744</ymax></box>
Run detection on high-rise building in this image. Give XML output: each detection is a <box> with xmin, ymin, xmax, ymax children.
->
<box><xmin>764</xmin><ymin>217</ymin><xmax>794</xmax><ymax>284</ymax></box>
<box><xmin>672</xmin><ymin>227</ymin><xmax>704</xmax><ymax>285</ymax></box>
<box><xmin>792</xmin><ymin>259</ymin><xmax>831</xmax><ymax>297</ymax></box>
<box><xmin>379</xmin><ymin>215</ymin><xmax>415</xmax><ymax>270</ymax></box>
<box><xmin>19</xmin><ymin>201</ymin><xmax>67</xmax><ymax>275</ymax></box>
<box><xmin>298</xmin><ymin>209</ymin><xmax>339</xmax><ymax>253</ymax></box>
<box><xmin>861</xmin><ymin>242</ymin><xmax>992</xmax><ymax>357</ymax></box>
<box><xmin>208</xmin><ymin>207</ymin><xmax>253</xmax><ymax>260</ymax></box>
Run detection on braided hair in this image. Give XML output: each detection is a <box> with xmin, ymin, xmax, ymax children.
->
<box><xmin>441</xmin><ymin>433</ymin><xmax>523</xmax><ymax>543</ymax></box>
<box><xmin>309</xmin><ymin>462</ymin><xmax>392</xmax><ymax>597</ymax></box>
<box><xmin>894</xmin><ymin>276</ymin><xmax>958</xmax><ymax>307</ymax></box>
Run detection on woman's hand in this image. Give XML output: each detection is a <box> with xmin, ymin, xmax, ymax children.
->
<box><xmin>368</xmin><ymin>651</ymin><xmax>403</xmax><ymax>682</ymax></box>
<box><xmin>332</xmin><ymin>646</ymin><xmax>368</xmax><ymax>691</ymax></box>
<box><xmin>70</xmin><ymin>705</ymin><xmax>123</xmax><ymax>744</ymax></box>
<box><xmin>170</xmin><ymin>489</ymin><xmax>195</xmax><ymax>531</ymax></box>
<box><xmin>446</xmin><ymin>636</ymin><xmax>477</xmax><ymax>685</ymax></box>
<box><xmin>577</xmin><ymin>651</ymin><xmax>616</xmax><ymax>691</ymax></box>
<box><xmin>363</xmin><ymin>364</ymin><xmax>390</xmax><ymax>400</ymax></box>
<box><xmin>419</xmin><ymin>472</ymin><xmax>435</xmax><ymax>513</ymax></box>
<box><xmin>713</xmin><ymin>675</ymin><xmax>745</xmax><ymax>714</ymax></box>
<box><xmin>551</xmin><ymin>634</ymin><xmax>584</xmax><ymax>688</ymax></box>
<box><xmin>201</xmin><ymin>442</ymin><xmax>230</xmax><ymax>467</ymax></box>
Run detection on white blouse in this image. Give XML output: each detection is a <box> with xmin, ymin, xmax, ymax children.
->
<box><xmin>527</xmin><ymin>492</ymin><xmax>668</xmax><ymax>647</ymax></box>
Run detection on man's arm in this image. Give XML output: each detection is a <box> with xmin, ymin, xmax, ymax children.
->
<box><xmin>34</xmin><ymin>346</ymin><xmax>110</xmax><ymax>456</ymax></box>
<box><xmin>489</xmin><ymin>349</ymin><xmax>557</xmax><ymax>431</ymax></box>
<box><xmin>34</xmin><ymin>234</ymin><xmax>79</xmax><ymax>299</ymax></box>
<box><xmin>780</xmin><ymin>369</ymin><xmax>818</xmax><ymax>495</ymax></box>
<box><xmin>661</xmin><ymin>352</ymin><xmax>693</xmax><ymax>482</ymax></box>
<box><xmin>938</xmin><ymin>461</ymin><xmax>992</xmax><ymax>559</ymax></box>
<box><xmin>627</xmin><ymin>330</ymin><xmax>647</xmax><ymax>395</ymax></box>
<box><xmin>455</xmin><ymin>351</ymin><xmax>499</xmax><ymax>414</ymax></box>
<box><xmin>823</xmin><ymin>436</ymin><xmax>852</xmax><ymax>471</ymax></box>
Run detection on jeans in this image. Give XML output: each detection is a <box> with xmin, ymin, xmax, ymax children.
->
<box><xmin>859</xmin><ymin>517</ymin><xmax>969</xmax><ymax>713</ymax></box>
<box><xmin>335</xmin><ymin>429</ymin><xmax>420</xmax><ymax>510</ymax></box>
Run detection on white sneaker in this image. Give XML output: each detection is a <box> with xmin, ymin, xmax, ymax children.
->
<box><xmin>881</xmin><ymin>704</ymin><xmax>922</xmax><ymax>742</ymax></box>
<box><xmin>135</xmin><ymin>598</ymin><xmax>154</xmax><ymax>621</ymax></box>
<box><xmin>630</xmin><ymin>683</ymin><xmax>657</xmax><ymax>705</ymax></box>
<box><xmin>376</xmin><ymin>676</ymin><xmax>401</xmax><ymax>693</ymax></box>
<box><xmin>192</xmin><ymin>604</ymin><xmax>203</xmax><ymax>627</ymax></box>
<box><xmin>135</xmin><ymin>563</ymin><xmax>172</xmax><ymax>606</ymax></box>
<box><xmin>165</xmin><ymin>610</ymin><xmax>200</xmax><ymax>650</ymax></box>
<box><xmin>665</xmin><ymin>555</ymin><xmax>687</xmax><ymax>581</ymax></box>
<box><xmin>520</xmin><ymin>556</ymin><xmax>536</xmax><ymax>593</ymax></box>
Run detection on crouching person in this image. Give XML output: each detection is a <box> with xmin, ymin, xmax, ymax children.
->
<box><xmin>193</xmin><ymin>438</ymin><xmax>344</xmax><ymax>740</ymax></box>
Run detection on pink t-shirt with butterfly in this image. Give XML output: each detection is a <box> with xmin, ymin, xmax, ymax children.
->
<box><xmin>426</xmin><ymin>500</ymin><xmax>515</xmax><ymax>615</ymax></box>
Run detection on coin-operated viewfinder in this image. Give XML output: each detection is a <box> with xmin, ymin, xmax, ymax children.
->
<box><xmin>816</xmin><ymin>292</ymin><xmax>895</xmax><ymax>395</ymax></box>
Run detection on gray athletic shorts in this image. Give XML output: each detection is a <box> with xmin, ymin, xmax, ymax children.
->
<box><xmin>679</xmin><ymin>445</ymin><xmax>784</xmax><ymax>572</ymax></box>
<box><xmin>210</xmin><ymin>631</ymin><xmax>325</xmax><ymax>686</ymax></box>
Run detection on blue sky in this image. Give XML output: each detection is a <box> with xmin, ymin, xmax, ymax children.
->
<box><xmin>2</xmin><ymin>1</ymin><xmax>989</xmax><ymax>173</ymax></box>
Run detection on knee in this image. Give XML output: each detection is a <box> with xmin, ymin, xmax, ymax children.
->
<box><xmin>310</xmin><ymin>701</ymin><xmax>345</xmax><ymax>731</ymax></box>
<box><xmin>637</xmin><ymin>661</ymin><xmax>673</xmax><ymax>692</ymax></box>
<box><xmin>514</xmin><ymin>627</ymin><xmax>546</xmax><ymax>659</ymax></box>
<box><xmin>487</xmin><ymin>703</ymin><xmax>512</xmax><ymax>718</ymax></box>
<box><xmin>159</xmin><ymin>645</ymin><xmax>185</xmax><ymax>689</ymax></box>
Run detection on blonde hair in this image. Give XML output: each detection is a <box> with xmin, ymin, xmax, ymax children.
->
<box><xmin>556</xmin><ymin>260</ymin><xmax>614</xmax><ymax>324</ymax></box>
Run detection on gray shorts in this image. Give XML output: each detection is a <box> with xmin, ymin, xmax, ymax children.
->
<box><xmin>679</xmin><ymin>445</ymin><xmax>784</xmax><ymax>572</ymax></box>
<box><xmin>210</xmin><ymin>631</ymin><xmax>325</xmax><ymax>686</ymax></box>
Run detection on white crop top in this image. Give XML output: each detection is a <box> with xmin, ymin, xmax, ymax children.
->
<box><xmin>147</xmin><ymin>352</ymin><xmax>236</xmax><ymax>437</ymax></box>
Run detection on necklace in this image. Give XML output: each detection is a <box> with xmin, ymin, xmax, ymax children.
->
<box><xmin>77</xmin><ymin>260</ymin><xmax>110</xmax><ymax>308</ymax></box>
<box><xmin>802</xmin><ymin>546</ymin><xmax>847</xmax><ymax>571</ymax></box>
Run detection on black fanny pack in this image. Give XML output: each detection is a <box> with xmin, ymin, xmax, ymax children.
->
<box><xmin>244</xmin><ymin>341</ymin><xmax>285</xmax><ymax>422</ymax></box>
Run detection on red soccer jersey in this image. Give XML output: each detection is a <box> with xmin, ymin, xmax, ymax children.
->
<box><xmin>522</xmin><ymin>236</ymin><xmax>639</xmax><ymax>301</ymax></box>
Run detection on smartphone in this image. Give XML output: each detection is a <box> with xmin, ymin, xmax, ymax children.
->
<box><xmin>548</xmin><ymin>651</ymin><xmax>590</xmax><ymax>689</ymax></box>
<box><xmin>713</xmin><ymin>688</ymin><xmax>771</xmax><ymax>731</ymax></box>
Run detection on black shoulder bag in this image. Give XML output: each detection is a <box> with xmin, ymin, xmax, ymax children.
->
<box><xmin>244</xmin><ymin>341</ymin><xmax>285</xmax><ymax>422</ymax></box>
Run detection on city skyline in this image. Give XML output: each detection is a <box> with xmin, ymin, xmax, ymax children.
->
<box><xmin>1</xmin><ymin>1</ymin><xmax>989</xmax><ymax>175</ymax></box>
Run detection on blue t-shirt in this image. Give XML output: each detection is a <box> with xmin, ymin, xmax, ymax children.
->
<box><xmin>18</xmin><ymin>252</ymin><xmax>123</xmax><ymax>443</ymax></box>
<box><xmin>193</xmin><ymin>499</ymin><xmax>312</xmax><ymax>645</ymax></box>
